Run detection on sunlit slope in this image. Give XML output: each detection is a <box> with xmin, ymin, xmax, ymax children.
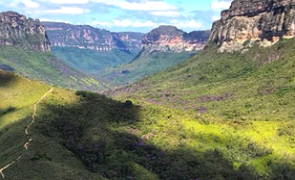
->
<box><xmin>112</xmin><ymin>39</ymin><xmax>295</xmax><ymax>179</ymax></box>
<box><xmin>0</xmin><ymin>71</ymin><xmax>104</xmax><ymax>179</ymax></box>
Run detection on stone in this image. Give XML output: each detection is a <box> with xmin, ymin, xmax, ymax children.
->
<box><xmin>0</xmin><ymin>11</ymin><xmax>50</xmax><ymax>52</ymax></box>
<box><xmin>209</xmin><ymin>0</ymin><xmax>295</xmax><ymax>52</ymax></box>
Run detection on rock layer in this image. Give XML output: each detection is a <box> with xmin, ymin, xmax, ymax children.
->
<box><xmin>0</xmin><ymin>11</ymin><xmax>50</xmax><ymax>52</ymax></box>
<box><xmin>209</xmin><ymin>0</ymin><xmax>295</xmax><ymax>52</ymax></box>
<box><xmin>43</xmin><ymin>22</ymin><xmax>144</xmax><ymax>52</ymax></box>
<box><xmin>142</xmin><ymin>26</ymin><xmax>210</xmax><ymax>54</ymax></box>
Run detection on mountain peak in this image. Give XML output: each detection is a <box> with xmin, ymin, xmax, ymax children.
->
<box><xmin>142</xmin><ymin>26</ymin><xmax>209</xmax><ymax>53</ymax></box>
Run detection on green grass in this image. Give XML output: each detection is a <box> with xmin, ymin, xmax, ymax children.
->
<box><xmin>52</xmin><ymin>47</ymin><xmax>140</xmax><ymax>74</ymax></box>
<box><xmin>111</xmin><ymin>38</ymin><xmax>295</xmax><ymax>179</ymax></box>
<box><xmin>0</xmin><ymin>46</ymin><xmax>103</xmax><ymax>91</ymax></box>
<box><xmin>1</xmin><ymin>38</ymin><xmax>295</xmax><ymax>179</ymax></box>
<box><xmin>102</xmin><ymin>51</ymin><xmax>194</xmax><ymax>87</ymax></box>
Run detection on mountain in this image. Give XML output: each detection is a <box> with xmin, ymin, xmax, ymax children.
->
<box><xmin>43</xmin><ymin>22</ymin><xmax>144</xmax><ymax>74</ymax></box>
<box><xmin>142</xmin><ymin>25</ymin><xmax>210</xmax><ymax>54</ymax></box>
<box><xmin>101</xmin><ymin>26</ymin><xmax>210</xmax><ymax>87</ymax></box>
<box><xmin>107</xmin><ymin>0</ymin><xmax>295</xmax><ymax>178</ymax></box>
<box><xmin>2</xmin><ymin>1</ymin><xmax>295</xmax><ymax>179</ymax></box>
<box><xmin>0</xmin><ymin>11</ymin><xmax>102</xmax><ymax>91</ymax></box>
<box><xmin>209</xmin><ymin>0</ymin><xmax>295</xmax><ymax>52</ymax></box>
<box><xmin>111</xmin><ymin>36</ymin><xmax>295</xmax><ymax>180</ymax></box>
<box><xmin>43</xmin><ymin>22</ymin><xmax>144</xmax><ymax>51</ymax></box>
<box><xmin>0</xmin><ymin>11</ymin><xmax>50</xmax><ymax>52</ymax></box>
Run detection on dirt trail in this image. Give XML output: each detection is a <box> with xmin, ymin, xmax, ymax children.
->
<box><xmin>0</xmin><ymin>88</ymin><xmax>54</xmax><ymax>179</ymax></box>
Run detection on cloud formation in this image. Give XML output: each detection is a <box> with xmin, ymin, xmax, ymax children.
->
<box><xmin>0</xmin><ymin>0</ymin><xmax>233</xmax><ymax>32</ymax></box>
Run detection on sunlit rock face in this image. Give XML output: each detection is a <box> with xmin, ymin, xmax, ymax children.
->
<box><xmin>209</xmin><ymin>0</ymin><xmax>295</xmax><ymax>52</ymax></box>
<box><xmin>142</xmin><ymin>25</ymin><xmax>210</xmax><ymax>54</ymax></box>
<box><xmin>0</xmin><ymin>11</ymin><xmax>50</xmax><ymax>52</ymax></box>
<box><xmin>43</xmin><ymin>22</ymin><xmax>144</xmax><ymax>52</ymax></box>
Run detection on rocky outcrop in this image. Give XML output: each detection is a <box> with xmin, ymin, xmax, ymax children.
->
<box><xmin>209</xmin><ymin>0</ymin><xmax>295</xmax><ymax>52</ymax></box>
<box><xmin>142</xmin><ymin>26</ymin><xmax>210</xmax><ymax>54</ymax></box>
<box><xmin>43</xmin><ymin>22</ymin><xmax>144</xmax><ymax>52</ymax></box>
<box><xmin>0</xmin><ymin>11</ymin><xmax>50</xmax><ymax>52</ymax></box>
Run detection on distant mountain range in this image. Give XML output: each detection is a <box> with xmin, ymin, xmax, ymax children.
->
<box><xmin>43</xmin><ymin>22</ymin><xmax>144</xmax><ymax>52</ymax></box>
<box><xmin>42</xmin><ymin>21</ymin><xmax>210</xmax><ymax>87</ymax></box>
<box><xmin>0</xmin><ymin>11</ymin><xmax>103</xmax><ymax>91</ymax></box>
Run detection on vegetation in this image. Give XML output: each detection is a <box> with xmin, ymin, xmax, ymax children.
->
<box><xmin>0</xmin><ymin>46</ymin><xmax>103</xmax><ymax>91</ymax></box>
<box><xmin>112</xmin><ymin>38</ymin><xmax>295</xmax><ymax>179</ymax></box>
<box><xmin>102</xmin><ymin>51</ymin><xmax>194</xmax><ymax>87</ymax></box>
<box><xmin>1</xmin><ymin>38</ymin><xmax>295</xmax><ymax>179</ymax></box>
<box><xmin>52</xmin><ymin>47</ymin><xmax>140</xmax><ymax>74</ymax></box>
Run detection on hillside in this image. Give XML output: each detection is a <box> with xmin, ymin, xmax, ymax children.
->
<box><xmin>0</xmin><ymin>11</ymin><xmax>103</xmax><ymax>91</ymax></box>
<box><xmin>0</xmin><ymin>71</ymin><xmax>249</xmax><ymax>180</ymax></box>
<box><xmin>2</xmin><ymin>39</ymin><xmax>295</xmax><ymax>179</ymax></box>
<box><xmin>112</xmin><ymin>38</ymin><xmax>295</xmax><ymax>179</ymax></box>
<box><xmin>52</xmin><ymin>47</ymin><xmax>140</xmax><ymax>74</ymax></box>
<box><xmin>44</xmin><ymin>22</ymin><xmax>143</xmax><ymax>74</ymax></box>
<box><xmin>101</xmin><ymin>26</ymin><xmax>210</xmax><ymax>87</ymax></box>
<box><xmin>0</xmin><ymin>46</ymin><xmax>103</xmax><ymax>91</ymax></box>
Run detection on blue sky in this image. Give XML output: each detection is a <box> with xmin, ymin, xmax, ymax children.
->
<box><xmin>0</xmin><ymin>0</ymin><xmax>232</xmax><ymax>32</ymax></box>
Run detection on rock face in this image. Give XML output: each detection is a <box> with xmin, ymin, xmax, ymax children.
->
<box><xmin>142</xmin><ymin>25</ymin><xmax>210</xmax><ymax>54</ymax></box>
<box><xmin>209</xmin><ymin>0</ymin><xmax>295</xmax><ymax>52</ymax></box>
<box><xmin>43</xmin><ymin>22</ymin><xmax>144</xmax><ymax>52</ymax></box>
<box><xmin>0</xmin><ymin>11</ymin><xmax>50</xmax><ymax>52</ymax></box>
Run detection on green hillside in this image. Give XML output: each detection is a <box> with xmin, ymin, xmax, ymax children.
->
<box><xmin>0</xmin><ymin>46</ymin><xmax>103</xmax><ymax>91</ymax></box>
<box><xmin>112</xmin><ymin>38</ymin><xmax>295</xmax><ymax>179</ymax></box>
<box><xmin>52</xmin><ymin>47</ymin><xmax>140</xmax><ymax>74</ymax></box>
<box><xmin>1</xmin><ymin>40</ymin><xmax>295</xmax><ymax>179</ymax></box>
<box><xmin>102</xmin><ymin>51</ymin><xmax>194</xmax><ymax>87</ymax></box>
<box><xmin>2</xmin><ymin>71</ymin><xmax>246</xmax><ymax>179</ymax></box>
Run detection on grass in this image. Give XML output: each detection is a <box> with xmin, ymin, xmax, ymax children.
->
<box><xmin>0</xmin><ymin>46</ymin><xmax>103</xmax><ymax>91</ymax></box>
<box><xmin>101</xmin><ymin>51</ymin><xmax>195</xmax><ymax>87</ymax></box>
<box><xmin>52</xmin><ymin>47</ymin><xmax>140</xmax><ymax>74</ymax></box>
<box><xmin>1</xmin><ymin>38</ymin><xmax>295</xmax><ymax>179</ymax></box>
<box><xmin>111</xmin><ymin>38</ymin><xmax>295</xmax><ymax>179</ymax></box>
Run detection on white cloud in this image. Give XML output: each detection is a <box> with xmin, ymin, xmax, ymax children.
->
<box><xmin>45</xmin><ymin>7</ymin><xmax>89</xmax><ymax>14</ymax></box>
<box><xmin>91</xmin><ymin>19</ymin><xmax>158</xmax><ymax>28</ymax></box>
<box><xmin>46</xmin><ymin>0</ymin><xmax>178</xmax><ymax>11</ymax></box>
<box><xmin>23</xmin><ymin>0</ymin><xmax>40</xmax><ymax>8</ymax></box>
<box><xmin>96</xmin><ymin>0</ymin><xmax>177</xmax><ymax>11</ymax></box>
<box><xmin>9</xmin><ymin>0</ymin><xmax>40</xmax><ymax>8</ymax></box>
<box><xmin>39</xmin><ymin>18</ymin><xmax>70</xmax><ymax>23</ymax></box>
<box><xmin>212</xmin><ymin>15</ymin><xmax>220</xmax><ymax>21</ymax></box>
<box><xmin>150</xmin><ymin>11</ymin><xmax>180</xmax><ymax>17</ymax></box>
<box><xmin>211</xmin><ymin>0</ymin><xmax>231</xmax><ymax>11</ymax></box>
<box><xmin>47</xmin><ymin>0</ymin><xmax>90</xmax><ymax>4</ymax></box>
<box><xmin>91</xmin><ymin>18</ymin><xmax>203</xmax><ymax>30</ymax></box>
<box><xmin>169</xmin><ymin>19</ymin><xmax>203</xmax><ymax>29</ymax></box>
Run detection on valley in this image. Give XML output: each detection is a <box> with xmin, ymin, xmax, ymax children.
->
<box><xmin>1</xmin><ymin>0</ymin><xmax>295</xmax><ymax>179</ymax></box>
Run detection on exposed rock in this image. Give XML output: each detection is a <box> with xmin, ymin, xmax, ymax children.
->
<box><xmin>0</xmin><ymin>11</ymin><xmax>50</xmax><ymax>52</ymax></box>
<box><xmin>142</xmin><ymin>25</ymin><xmax>210</xmax><ymax>54</ymax></box>
<box><xmin>43</xmin><ymin>22</ymin><xmax>144</xmax><ymax>52</ymax></box>
<box><xmin>209</xmin><ymin>0</ymin><xmax>295</xmax><ymax>52</ymax></box>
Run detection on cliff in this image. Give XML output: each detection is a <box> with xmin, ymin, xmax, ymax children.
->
<box><xmin>209</xmin><ymin>0</ymin><xmax>295</xmax><ymax>52</ymax></box>
<box><xmin>142</xmin><ymin>25</ymin><xmax>210</xmax><ymax>54</ymax></box>
<box><xmin>0</xmin><ymin>11</ymin><xmax>50</xmax><ymax>52</ymax></box>
<box><xmin>43</xmin><ymin>22</ymin><xmax>144</xmax><ymax>52</ymax></box>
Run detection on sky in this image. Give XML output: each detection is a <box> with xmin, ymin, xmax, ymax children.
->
<box><xmin>0</xmin><ymin>0</ymin><xmax>233</xmax><ymax>32</ymax></box>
